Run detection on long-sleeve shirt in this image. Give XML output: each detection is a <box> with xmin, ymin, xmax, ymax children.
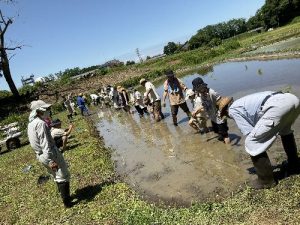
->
<box><xmin>228</xmin><ymin>91</ymin><xmax>273</xmax><ymax>136</ymax></box>
<box><xmin>77</xmin><ymin>96</ymin><xmax>85</xmax><ymax>107</ymax></box>
<box><xmin>28</xmin><ymin>117</ymin><xmax>57</xmax><ymax>164</ymax></box>
<box><xmin>200</xmin><ymin>88</ymin><xmax>222</xmax><ymax>124</ymax></box>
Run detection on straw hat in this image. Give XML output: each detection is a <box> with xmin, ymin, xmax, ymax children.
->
<box><xmin>216</xmin><ymin>96</ymin><xmax>233</xmax><ymax>112</ymax></box>
<box><xmin>139</xmin><ymin>78</ymin><xmax>146</xmax><ymax>85</ymax></box>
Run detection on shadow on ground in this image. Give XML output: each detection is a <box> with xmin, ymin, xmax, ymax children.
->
<box><xmin>72</xmin><ymin>178</ymin><xmax>116</xmax><ymax>204</ymax></box>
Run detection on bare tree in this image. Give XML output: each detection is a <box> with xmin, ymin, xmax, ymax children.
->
<box><xmin>0</xmin><ymin>9</ymin><xmax>21</xmax><ymax>98</ymax></box>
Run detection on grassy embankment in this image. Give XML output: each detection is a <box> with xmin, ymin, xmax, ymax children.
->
<box><xmin>1</xmin><ymin>22</ymin><xmax>300</xmax><ymax>224</ymax></box>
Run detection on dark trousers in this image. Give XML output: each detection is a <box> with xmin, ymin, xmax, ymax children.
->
<box><xmin>211</xmin><ymin>120</ymin><xmax>229</xmax><ymax>139</ymax></box>
<box><xmin>135</xmin><ymin>105</ymin><xmax>144</xmax><ymax>115</ymax></box>
<box><xmin>170</xmin><ymin>102</ymin><xmax>190</xmax><ymax>116</ymax></box>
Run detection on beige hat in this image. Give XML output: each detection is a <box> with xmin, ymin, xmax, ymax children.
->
<box><xmin>30</xmin><ymin>100</ymin><xmax>51</xmax><ymax>111</ymax></box>
<box><xmin>185</xmin><ymin>89</ymin><xmax>195</xmax><ymax>100</ymax></box>
<box><xmin>78</xmin><ymin>93</ymin><xmax>83</xmax><ymax>97</ymax></box>
<box><xmin>217</xmin><ymin>96</ymin><xmax>233</xmax><ymax>112</ymax></box>
<box><xmin>139</xmin><ymin>78</ymin><xmax>146</xmax><ymax>85</ymax></box>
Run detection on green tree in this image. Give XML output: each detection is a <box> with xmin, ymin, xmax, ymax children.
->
<box><xmin>163</xmin><ymin>42</ymin><xmax>178</xmax><ymax>55</ymax></box>
<box><xmin>126</xmin><ymin>60</ymin><xmax>135</xmax><ymax>65</ymax></box>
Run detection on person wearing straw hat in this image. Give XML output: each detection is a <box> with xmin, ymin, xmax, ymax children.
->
<box><xmin>219</xmin><ymin>91</ymin><xmax>300</xmax><ymax>189</ymax></box>
<box><xmin>27</xmin><ymin>100</ymin><xmax>73</xmax><ymax>207</ymax></box>
<box><xmin>186</xmin><ymin>89</ymin><xmax>209</xmax><ymax>134</ymax></box>
<box><xmin>117</xmin><ymin>86</ymin><xmax>131</xmax><ymax>113</ymax></box>
<box><xmin>140</xmin><ymin>78</ymin><xmax>164</xmax><ymax>122</ymax></box>
<box><xmin>162</xmin><ymin>69</ymin><xmax>191</xmax><ymax>126</ymax></box>
<box><xmin>192</xmin><ymin>77</ymin><xmax>230</xmax><ymax>144</ymax></box>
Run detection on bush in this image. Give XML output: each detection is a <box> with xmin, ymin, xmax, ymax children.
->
<box><xmin>0</xmin><ymin>112</ymin><xmax>29</xmax><ymax>132</ymax></box>
<box><xmin>290</xmin><ymin>16</ymin><xmax>300</xmax><ymax>24</ymax></box>
<box><xmin>51</xmin><ymin>102</ymin><xmax>65</xmax><ymax>114</ymax></box>
<box><xmin>222</xmin><ymin>40</ymin><xmax>241</xmax><ymax>50</ymax></box>
<box><xmin>0</xmin><ymin>90</ymin><xmax>12</xmax><ymax>100</ymax></box>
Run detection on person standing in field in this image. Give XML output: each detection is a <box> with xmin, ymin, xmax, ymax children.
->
<box><xmin>77</xmin><ymin>93</ymin><xmax>89</xmax><ymax>116</ymax></box>
<box><xmin>192</xmin><ymin>77</ymin><xmax>230</xmax><ymax>144</ymax></box>
<box><xmin>185</xmin><ymin>89</ymin><xmax>209</xmax><ymax>134</ymax></box>
<box><xmin>162</xmin><ymin>69</ymin><xmax>191</xmax><ymax>126</ymax></box>
<box><xmin>129</xmin><ymin>87</ymin><xmax>149</xmax><ymax>117</ymax></box>
<box><xmin>117</xmin><ymin>86</ymin><xmax>131</xmax><ymax>113</ymax></box>
<box><xmin>27</xmin><ymin>100</ymin><xmax>73</xmax><ymax>208</ymax></box>
<box><xmin>140</xmin><ymin>78</ymin><xmax>164</xmax><ymax>122</ymax></box>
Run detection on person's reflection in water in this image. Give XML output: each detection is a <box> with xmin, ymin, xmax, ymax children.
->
<box><xmin>154</xmin><ymin>122</ymin><xmax>175</xmax><ymax>155</ymax></box>
<box><xmin>139</xmin><ymin>117</ymin><xmax>161</xmax><ymax>148</ymax></box>
<box><xmin>124</xmin><ymin>112</ymin><xmax>143</xmax><ymax>141</ymax></box>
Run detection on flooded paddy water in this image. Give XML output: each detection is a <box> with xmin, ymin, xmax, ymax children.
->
<box><xmin>94</xmin><ymin>58</ymin><xmax>300</xmax><ymax>205</ymax></box>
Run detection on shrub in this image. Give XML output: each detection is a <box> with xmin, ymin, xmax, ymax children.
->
<box><xmin>222</xmin><ymin>40</ymin><xmax>241</xmax><ymax>50</ymax></box>
<box><xmin>51</xmin><ymin>102</ymin><xmax>65</xmax><ymax>114</ymax></box>
<box><xmin>0</xmin><ymin>90</ymin><xmax>12</xmax><ymax>100</ymax></box>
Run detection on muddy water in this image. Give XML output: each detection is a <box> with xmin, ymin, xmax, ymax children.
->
<box><xmin>95</xmin><ymin>59</ymin><xmax>300</xmax><ymax>205</ymax></box>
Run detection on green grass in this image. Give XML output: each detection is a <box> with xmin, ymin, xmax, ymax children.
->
<box><xmin>1</xmin><ymin>111</ymin><xmax>300</xmax><ymax>224</ymax></box>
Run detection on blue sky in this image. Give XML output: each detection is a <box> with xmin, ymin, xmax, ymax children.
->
<box><xmin>0</xmin><ymin>0</ymin><xmax>265</xmax><ymax>90</ymax></box>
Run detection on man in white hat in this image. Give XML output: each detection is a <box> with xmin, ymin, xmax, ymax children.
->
<box><xmin>27</xmin><ymin>100</ymin><xmax>73</xmax><ymax>207</ymax></box>
<box><xmin>219</xmin><ymin>91</ymin><xmax>300</xmax><ymax>189</ymax></box>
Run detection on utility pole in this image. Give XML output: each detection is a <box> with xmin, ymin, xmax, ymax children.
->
<box><xmin>136</xmin><ymin>48</ymin><xmax>143</xmax><ymax>63</ymax></box>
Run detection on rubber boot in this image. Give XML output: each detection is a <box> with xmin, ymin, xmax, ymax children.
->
<box><xmin>186</xmin><ymin>111</ymin><xmax>192</xmax><ymax>119</ymax></box>
<box><xmin>160</xmin><ymin>111</ymin><xmax>165</xmax><ymax>120</ymax></box>
<box><xmin>57</xmin><ymin>182</ymin><xmax>73</xmax><ymax>208</ymax></box>
<box><xmin>281</xmin><ymin>133</ymin><xmax>300</xmax><ymax>175</ymax></box>
<box><xmin>250</xmin><ymin>152</ymin><xmax>277</xmax><ymax>189</ymax></box>
<box><xmin>172</xmin><ymin>115</ymin><xmax>178</xmax><ymax>126</ymax></box>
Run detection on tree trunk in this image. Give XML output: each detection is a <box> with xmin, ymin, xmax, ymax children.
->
<box><xmin>1</xmin><ymin>49</ymin><xmax>20</xmax><ymax>98</ymax></box>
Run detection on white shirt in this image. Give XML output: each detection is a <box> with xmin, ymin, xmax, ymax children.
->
<box><xmin>27</xmin><ymin>117</ymin><xmax>57</xmax><ymax>164</ymax></box>
<box><xmin>200</xmin><ymin>88</ymin><xmax>222</xmax><ymax>123</ymax></box>
<box><xmin>145</xmin><ymin>81</ymin><xmax>160</xmax><ymax>103</ymax></box>
<box><xmin>192</xmin><ymin>96</ymin><xmax>207</xmax><ymax>118</ymax></box>
<box><xmin>228</xmin><ymin>91</ymin><xmax>273</xmax><ymax>136</ymax></box>
<box><xmin>90</xmin><ymin>94</ymin><xmax>99</xmax><ymax>100</ymax></box>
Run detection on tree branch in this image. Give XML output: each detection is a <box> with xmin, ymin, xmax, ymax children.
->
<box><xmin>0</xmin><ymin>10</ymin><xmax>13</xmax><ymax>38</ymax></box>
<box><xmin>4</xmin><ymin>45</ymin><xmax>22</xmax><ymax>51</ymax></box>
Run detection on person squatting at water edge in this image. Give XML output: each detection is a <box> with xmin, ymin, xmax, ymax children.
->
<box><xmin>192</xmin><ymin>77</ymin><xmax>230</xmax><ymax>144</ymax></box>
<box><xmin>162</xmin><ymin>69</ymin><xmax>191</xmax><ymax>126</ymax></box>
<box><xmin>140</xmin><ymin>78</ymin><xmax>165</xmax><ymax>122</ymax></box>
<box><xmin>27</xmin><ymin>100</ymin><xmax>73</xmax><ymax>208</ymax></box>
<box><xmin>185</xmin><ymin>89</ymin><xmax>209</xmax><ymax>134</ymax></box>
<box><xmin>218</xmin><ymin>91</ymin><xmax>300</xmax><ymax>189</ymax></box>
